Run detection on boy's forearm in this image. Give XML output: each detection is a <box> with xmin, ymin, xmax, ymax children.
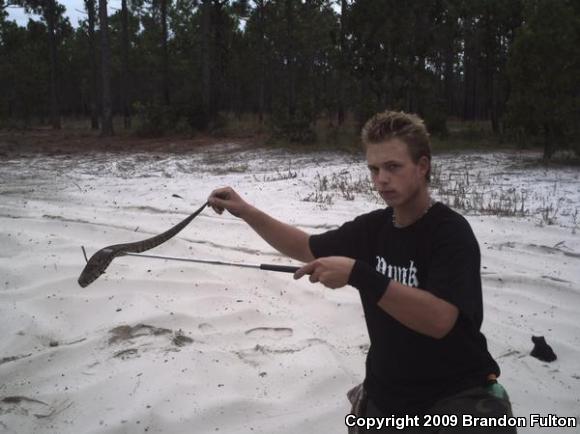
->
<box><xmin>377</xmin><ymin>280</ymin><xmax>459</xmax><ymax>339</ymax></box>
<box><xmin>242</xmin><ymin>205</ymin><xmax>314</xmax><ymax>263</ymax></box>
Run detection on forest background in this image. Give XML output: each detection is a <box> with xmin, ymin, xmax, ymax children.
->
<box><xmin>0</xmin><ymin>0</ymin><xmax>579</xmax><ymax>160</ymax></box>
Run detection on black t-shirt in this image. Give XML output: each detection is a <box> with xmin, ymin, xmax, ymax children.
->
<box><xmin>308</xmin><ymin>202</ymin><xmax>500</xmax><ymax>416</ymax></box>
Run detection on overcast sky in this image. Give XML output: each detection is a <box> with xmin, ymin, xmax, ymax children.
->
<box><xmin>6</xmin><ymin>0</ymin><xmax>123</xmax><ymax>27</ymax></box>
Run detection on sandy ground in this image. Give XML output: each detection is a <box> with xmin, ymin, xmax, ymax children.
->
<box><xmin>0</xmin><ymin>141</ymin><xmax>579</xmax><ymax>433</ymax></box>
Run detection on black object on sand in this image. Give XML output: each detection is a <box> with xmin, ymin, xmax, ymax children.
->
<box><xmin>530</xmin><ymin>336</ymin><xmax>557</xmax><ymax>362</ymax></box>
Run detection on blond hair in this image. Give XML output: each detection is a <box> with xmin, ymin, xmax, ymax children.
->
<box><xmin>361</xmin><ymin>110</ymin><xmax>432</xmax><ymax>182</ymax></box>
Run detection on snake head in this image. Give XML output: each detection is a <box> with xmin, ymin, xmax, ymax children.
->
<box><xmin>78</xmin><ymin>248</ymin><xmax>117</xmax><ymax>288</ymax></box>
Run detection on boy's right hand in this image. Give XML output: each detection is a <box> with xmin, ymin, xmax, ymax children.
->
<box><xmin>208</xmin><ymin>187</ymin><xmax>250</xmax><ymax>218</ymax></box>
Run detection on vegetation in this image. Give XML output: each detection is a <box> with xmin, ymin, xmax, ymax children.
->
<box><xmin>0</xmin><ymin>0</ymin><xmax>578</xmax><ymax>158</ymax></box>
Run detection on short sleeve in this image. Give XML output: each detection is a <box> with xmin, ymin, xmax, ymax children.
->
<box><xmin>424</xmin><ymin>219</ymin><xmax>483</xmax><ymax>328</ymax></box>
<box><xmin>308</xmin><ymin>214</ymin><xmax>369</xmax><ymax>260</ymax></box>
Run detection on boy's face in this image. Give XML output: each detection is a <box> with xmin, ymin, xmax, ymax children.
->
<box><xmin>365</xmin><ymin>138</ymin><xmax>429</xmax><ymax>208</ymax></box>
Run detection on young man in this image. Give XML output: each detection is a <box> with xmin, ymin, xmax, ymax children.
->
<box><xmin>208</xmin><ymin>111</ymin><xmax>515</xmax><ymax>433</ymax></box>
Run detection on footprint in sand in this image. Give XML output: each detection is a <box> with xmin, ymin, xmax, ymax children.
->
<box><xmin>244</xmin><ymin>327</ymin><xmax>293</xmax><ymax>339</ymax></box>
<box><xmin>113</xmin><ymin>348</ymin><xmax>140</xmax><ymax>360</ymax></box>
<box><xmin>0</xmin><ymin>396</ymin><xmax>49</xmax><ymax>417</ymax></box>
<box><xmin>234</xmin><ymin>338</ymin><xmax>327</xmax><ymax>367</ymax></box>
<box><xmin>108</xmin><ymin>323</ymin><xmax>172</xmax><ymax>344</ymax></box>
<box><xmin>107</xmin><ymin>323</ymin><xmax>193</xmax><ymax>360</ymax></box>
<box><xmin>198</xmin><ymin>323</ymin><xmax>216</xmax><ymax>333</ymax></box>
<box><xmin>0</xmin><ymin>396</ymin><xmax>72</xmax><ymax>419</ymax></box>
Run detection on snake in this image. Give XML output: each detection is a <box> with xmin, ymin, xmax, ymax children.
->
<box><xmin>78</xmin><ymin>202</ymin><xmax>208</xmax><ymax>288</ymax></box>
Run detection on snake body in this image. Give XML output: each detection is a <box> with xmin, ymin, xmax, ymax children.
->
<box><xmin>78</xmin><ymin>202</ymin><xmax>208</xmax><ymax>288</ymax></box>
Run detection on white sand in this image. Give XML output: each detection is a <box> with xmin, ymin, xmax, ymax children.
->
<box><xmin>1</xmin><ymin>144</ymin><xmax>579</xmax><ymax>433</ymax></box>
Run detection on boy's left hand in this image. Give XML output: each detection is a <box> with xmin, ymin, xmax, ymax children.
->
<box><xmin>293</xmin><ymin>256</ymin><xmax>356</xmax><ymax>289</ymax></box>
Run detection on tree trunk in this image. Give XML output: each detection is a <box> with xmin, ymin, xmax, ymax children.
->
<box><xmin>121</xmin><ymin>0</ymin><xmax>131</xmax><ymax>128</ymax></box>
<box><xmin>462</xmin><ymin>29</ymin><xmax>477</xmax><ymax>121</ymax></box>
<box><xmin>385</xmin><ymin>41</ymin><xmax>394</xmax><ymax>109</ymax></box>
<box><xmin>160</xmin><ymin>0</ymin><xmax>170</xmax><ymax>105</ymax></box>
<box><xmin>86</xmin><ymin>0</ymin><xmax>99</xmax><ymax>129</ymax></box>
<box><xmin>337</xmin><ymin>0</ymin><xmax>347</xmax><ymax>126</ymax></box>
<box><xmin>256</xmin><ymin>0</ymin><xmax>265</xmax><ymax>124</ymax></box>
<box><xmin>200</xmin><ymin>0</ymin><xmax>212</xmax><ymax>128</ymax></box>
<box><xmin>46</xmin><ymin>0</ymin><xmax>61</xmax><ymax>129</ymax></box>
<box><xmin>99</xmin><ymin>0</ymin><xmax>114</xmax><ymax>136</ymax></box>
<box><xmin>543</xmin><ymin>123</ymin><xmax>554</xmax><ymax>160</ymax></box>
<box><xmin>483</xmin><ymin>8</ymin><xmax>499</xmax><ymax>134</ymax></box>
<box><xmin>442</xmin><ymin>5</ymin><xmax>458</xmax><ymax>118</ymax></box>
<box><xmin>444</xmin><ymin>47</ymin><xmax>455</xmax><ymax>116</ymax></box>
<box><xmin>284</xmin><ymin>0</ymin><xmax>296</xmax><ymax>119</ymax></box>
<box><xmin>490</xmin><ymin>74</ymin><xmax>499</xmax><ymax>134</ymax></box>
<box><xmin>212</xmin><ymin>0</ymin><xmax>226</xmax><ymax>115</ymax></box>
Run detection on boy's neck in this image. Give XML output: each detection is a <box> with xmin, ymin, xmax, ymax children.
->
<box><xmin>392</xmin><ymin>188</ymin><xmax>433</xmax><ymax>228</ymax></box>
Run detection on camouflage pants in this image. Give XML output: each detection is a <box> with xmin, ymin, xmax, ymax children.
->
<box><xmin>361</xmin><ymin>382</ymin><xmax>516</xmax><ymax>433</ymax></box>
